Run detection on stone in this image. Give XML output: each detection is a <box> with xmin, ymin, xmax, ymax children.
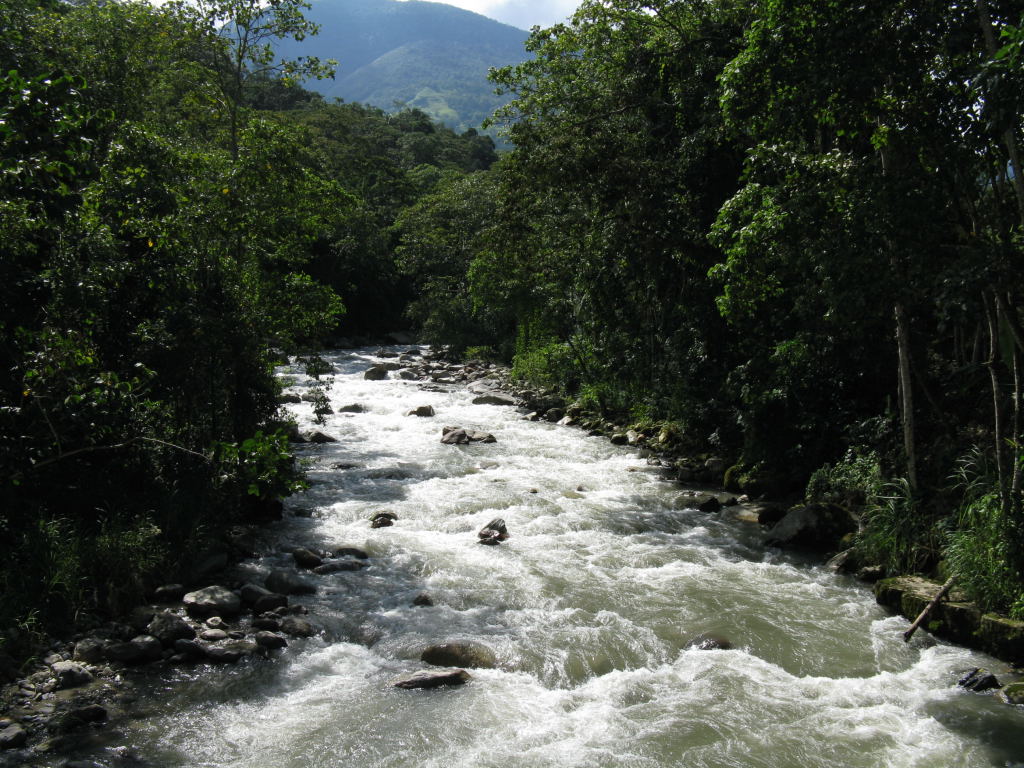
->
<box><xmin>441</xmin><ymin>427</ymin><xmax>470</xmax><ymax>445</ymax></box>
<box><xmin>105</xmin><ymin>635</ymin><xmax>162</xmax><ymax>664</ymax></box>
<box><xmin>412</xmin><ymin>593</ymin><xmax>434</xmax><ymax>607</ymax></box>
<box><xmin>253</xmin><ymin>593</ymin><xmax>289</xmax><ymax>613</ymax></box>
<box><xmin>337</xmin><ymin>403</ymin><xmax>364</xmax><ymax>413</ymax></box>
<box><xmin>73</xmin><ymin>639</ymin><xmax>105</xmax><ymax>665</ymax></box>
<box><xmin>371</xmin><ymin>511</ymin><xmax>398</xmax><ymax>529</ymax></box>
<box><xmin>958</xmin><ymin>668</ymin><xmax>1000</xmax><ymax>692</ymax></box>
<box><xmin>313</xmin><ymin>560</ymin><xmax>367</xmax><ymax>575</ymax></box>
<box><xmin>765</xmin><ymin>503</ymin><xmax>857</xmax><ymax>552</ymax></box>
<box><xmin>153</xmin><ymin>584</ymin><xmax>186</xmax><ymax>602</ymax></box>
<box><xmin>334</xmin><ymin>547</ymin><xmax>370</xmax><ymax>560</ymax></box>
<box><xmin>305</xmin><ymin>431</ymin><xmax>338</xmax><ymax>444</ymax></box>
<box><xmin>393</xmin><ymin>668</ymin><xmax>471</xmax><ymax>689</ymax></box>
<box><xmin>691</xmin><ymin>494</ymin><xmax>721</xmax><ymax>513</ymax></box>
<box><xmin>685</xmin><ymin>633</ymin><xmax>733</xmax><ymax>651</ymax></box>
<box><xmin>277</xmin><ymin>393</ymin><xmax>302</xmax><ymax>404</ymax></box>
<box><xmin>626</xmin><ymin>430</ymin><xmax>644</xmax><ymax>445</ymax></box>
<box><xmin>977</xmin><ymin>613</ymin><xmax>1024</xmax><ymax>663</ymax></box>
<box><xmin>1000</xmin><ymin>682</ymin><xmax>1024</xmax><ymax>705</ymax></box>
<box><xmin>147</xmin><ymin>611</ymin><xmax>196</xmax><ymax>646</ymax></box>
<box><xmin>239</xmin><ymin>583</ymin><xmax>273</xmax><ymax>607</ymax></box>
<box><xmin>200</xmin><ymin>629</ymin><xmax>229</xmax><ymax>641</ymax></box>
<box><xmin>292</xmin><ymin>547</ymin><xmax>323</xmax><ymax>570</ymax></box>
<box><xmin>254</xmin><ymin>631</ymin><xmax>287</xmax><ymax>650</ymax></box>
<box><xmin>704</xmin><ymin>457</ymin><xmax>727</xmax><ymax>478</ymax></box>
<box><xmin>472</xmin><ymin>393</ymin><xmax>517</xmax><ymax>407</ymax></box>
<box><xmin>406</xmin><ymin>405</ymin><xmax>436</xmax><ymax>417</ymax></box>
<box><xmin>205</xmin><ymin>616</ymin><xmax>227</xmax><ymax>629</ymax></box>
<box><xmin>610</xmin><ymin>433</ymin><xmax>628</xmax><ymax>445</ymax></box>
<box><xmin>51</xmin><ymin>661</ymin><xmax>92</xmax><ymax>689</ymax></box>
<box><xmin>0</xmin><ymin>724</ymin><xmax>27</xmax><ymax>749</ymax></box>
<box><xmin>543</xmin><ymin>408</ymin><xmax>564</xmax><ymax>422</ymax></box>
<box><xmin>856</xmin><ymin>565</ymin><xmax>886</xmax><ymax>583</ymax></box>
<box><xmin>280</xmin><ymin>616</ymin><xmax>316</xmax><ymax>638</ymax></box>
<box><xmin>420</xmin><ymin>641</ymin><xmax>497</xmax><ymax>669</ymax></box>
<box><xmin>173</xmin><ymin>639</ymin><xmax>206</xmax><ymax>660</ymax></box>
<box><xmin>183</xmin><ymin>586</ymin><xmax>241</xmax><ymax>618</ymax></box>
<box><xmin>253</xmin><ymin>616</ymin><xmax>281</xmax><ymax>631</ymax></box>
<box><xmin>204</xmin><ymin>645</ymin><xmax>243</xmax><ymax>664</ymax></box>
<box><xmin>478</xmin><ymin>518</ymin><xmax>509</xmax><ymax>545</ymax></box>
<box><xmin>265</xmin><ymin>569</ymin><xmax>316</xmax><ymax>596</ymax></box>
<box><xmin>364</xmin><ymin>365</ymin><xmax>390</xmax><ymax>380</ymax></box>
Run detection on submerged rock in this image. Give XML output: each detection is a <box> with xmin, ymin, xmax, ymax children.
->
<box><xmin>472</xmin><ymin>392</ymin><xmax>517</xmax><ymax>407</ymax></box>
<box><xmin>1001</xmin><ymin>681</ymin><xmax>1024</xmax><ymax>705</ymax></box>
<box><xmin>313</xmin><ymin>560</ymin><xmax>367</xmax><ymax>574</ymax></box>
<box><xmin>685</xmin><ymin>633</ymin><xmax>733</xmax><ymax>651</ymax></box>
<box><xmin>412</xmin><ymin>593</ymin><xmax>434</xmax><ymax>607</ymax></box>
<box><xmin>265</xmin><ymin>569</ymin><xmax>316</xmax><ymax>596</ymax></box>
<box><xmin>280</xmin><ymin>616</ymin><xmax>316</xmax><ymax>638</ymax></box>
<box><xmin>392</xmin><ymin>668</ymin><xmax>472</xmax><ymax>689</ymax></box>
<box><xmin>421</xmin><ymin>641</ymin><xmax>497</xmax><ymax>669</ymax></box>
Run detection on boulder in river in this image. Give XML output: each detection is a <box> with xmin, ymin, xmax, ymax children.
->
<box><xmin>254</xmin><ymin>631</ymin><xmax>287</xmax><ymax>650</ymax></box>
<box><xmin>334</xmin><ymin>546</ymin><xmax>370</xmax><ymax>560</ymax></box>
<box><xmin>105</xmin><ymin>635</ymin><xmax>163</xmax><ymax>664</ymax></box>
<box><xmin>0</xmin><ymin>723</ymin><xmax>27</xmax><ymax>749</ymax></box>
<box><xmin>406</xmin><ymin>405</ymin><xmax>436</xmax><ymax>417</ymax></box>
<box><xmin>313</xmin><ymin>560</ymin><xmax>367</xmax><ymax>574</ymax></box>
<box><xmin>1001</xmin><ymin>681</ymin><xmax>1024</xmax><ymax>705</ymax></box>
<box><xmin>364</xmin><ymin>365</ymin><xmax>390</xmax><ymax>380</ymax></box>
<box><xmin>280</xmin><ymin>616</ymin><xmax>316</xmax><ymax>638</ymax></box>
<box><xmin>392</xmin><ymin>668</ymin><xmax>472</xmax><ymax>689</ymax></box>
<box><xmin>478</xmin><ymin>518</ymin><xmax>509</xmax><ymax>545</ymax></box>
<box><xmin>441</xmin><ymin>426</ymin><xmax>496</xmax><ymax>445</ymax></box>
<box><xmin>765</xmin><ymin>503</ymin><xmax>857</xmax><ymax>552</ymax></box>
<box><xmin>958</xmin><ymin>668</ymin><xmax>1000</xmax><ymax>692</ymax></box>
<box><xmin>371</xmin><ymin>511</ymin><xmax>398</xmax><ymax>528</ymax></box>
<box><xmin>305</xmin><ymin>430</ymin><xmax>338</xmax><ymax>444</ymax></box>
<box><xmin>183</xmin><ymin>586</ymin><xmax>241</xmax><ymax>618</ymax></box>
<box><xmin>292</xmin><ymin>547</ymin><xmax>323</xmax><ymax>570</ymax></box>
<box><xmin>412</xmin><ymin>592</ymin><xmax>434</xmax><ymax>607</ymax></box>
<box><xmin>421</xmin><ymin>641</ymin><xmax>497</xmax><ymax>669</ymax></box>
<box><xmin>265</xmin><ymin>569</ymin><xmax>316</xmax><ymax>596</ymax></box>
<box><xmin>472</xmin><ymin>393</ymin><xmax>517</xmax><ymax>407</ymax></box>
<box><xmin>337</xmin><ymin>403</ymin><xmax>364</xmax><ymax>413</ymax></box>
<box><xmin>147</xmin><ymin>611</ymin><xmax>196</xmax><ymax>646</ymax></box>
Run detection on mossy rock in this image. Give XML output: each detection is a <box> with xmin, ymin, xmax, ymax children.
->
<box><xmin>978</xmin><ymin>614</ymin><xmax>1024</xmax><ymax>664</ymax></box>
<box><xmin>1001</xmin><ymin>682</ymin><xmax>1024</xmax><ymax>705</ymax></box>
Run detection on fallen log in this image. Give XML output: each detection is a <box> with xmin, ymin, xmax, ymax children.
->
<box><xmin>903</xmin><ymin>576</ymin><xmax>956</xmax><ymax>643</ymax></box>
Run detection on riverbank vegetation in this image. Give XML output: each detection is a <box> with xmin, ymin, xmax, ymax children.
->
<box><xmin>400</xmin><ymin>0</ymin><xmax>1024</xmax><ymax>619</ymax></box>
<box><xmin>0</xmin><ymin>0</ymin><xmax>496</xmax><ymax>666</ymax></box>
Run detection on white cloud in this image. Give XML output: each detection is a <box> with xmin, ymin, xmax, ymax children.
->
<box><xmin>431</xmin><ymin>0</ymin><xmax>580</xmax><ymax>30</ymax></box>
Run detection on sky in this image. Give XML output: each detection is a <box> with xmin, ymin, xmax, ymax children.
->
<box><xmin>424</xmin><ymin>0</ymin><xmax>581</xmax><ymax>30</ymax></box>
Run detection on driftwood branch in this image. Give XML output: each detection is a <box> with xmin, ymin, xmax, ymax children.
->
<box><xmin>903</xmin><ymin>577</ymin><xmax>956</xmax><ymax>643</ymax></box>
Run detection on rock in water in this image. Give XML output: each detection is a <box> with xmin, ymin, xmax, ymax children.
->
<box><xmin>51</xmin><ymin>661</ymin><xmax>93</xmax><ymax>689</ymax></box>
<box><xmin>478</xmin><ymin>518</ymin><xmax>509</xmax><ymax>545</ymax></box>
<box><xmin>371</xmin><ymin>511</ymin><xmax>398</xmax><ymax>528</ymax></box>
<box><xmin>685</xmin><ymin>633</ymin><xmax>733</xmax><ymax>651</ymax></box>
<box><xmin>292</xmin><ymin>547</ymin><xmax>323</xmax><ymax>570</ymax></box>
<box><xmin>765</xmin><ymin>503</ymin><xmax>857</xmax><ymax>552</ymax></box>
<box><xmin>265</xmin><ymin>569</ymin><xmax>316</xmax><ymax>595</ymax></box>
<box><xmin>280</xmin><ymin>616</ymin><xmax>316</xmax><ymax>637</ymax></box>
<box><xmin>959</xmin><ymin>668</ymin><xmax>1001</xmax><ymax>692</ymax></box>
<box><xmin>472</xmin><ymin>393</ymin><xmax>517</xmax><ymax>406</ymax></box>
<box><xmin>392</xmin><ymin>668</ymin><xmax>472</xmax><ymax>689</ymax></box>
<box><xmin>147</xmin><ymin>611</ymin><xmax>196</xmax><ymax>646</ymax></box>
<box><xmin>364</xmin><ymin>365</ymin><xmax>389</xmax><ymax>380</ymax></box>
<box><xmin>421</xmin><ymin>642</ymin><xmax>497</xmax><ymax>669</ymax></box>
<box><xmin>183</xmin><ymin>586</ymin><xmax>241</xmax><ymax>617</ymax></box>
<box><xmin>406</xmin><ymin>405</ymin><xmax>436</xmax><ymax>417</ymax></box>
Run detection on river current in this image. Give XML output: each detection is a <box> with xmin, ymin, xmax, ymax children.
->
<box><xmin>63</xmin><ymin>347</ymin><xmax>1024</xmax><ymax>766</ymax></box>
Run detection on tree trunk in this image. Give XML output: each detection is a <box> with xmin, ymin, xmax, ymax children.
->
<box><xmin>984</xmin><ymin>290</ymin><xmax>1010</xmax><ymax>513</ymax></box>
<box><xmin>895</xmin><ymin>301</ymin><xmax>918</xmax><ymax>492</ymax></box>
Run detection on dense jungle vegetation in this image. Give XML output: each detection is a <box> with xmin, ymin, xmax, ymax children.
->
<box><xmin>0</xmin><ymin>0</ymin><xmax>495</xmax><ymax>665</ymax></box>
<box><xmin>4</xmin><ymin>0</ymin><xmax>1024</xmax><ymax>667</ymax></box>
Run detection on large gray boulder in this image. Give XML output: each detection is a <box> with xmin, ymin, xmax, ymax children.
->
<box><xmin>765</xmin><ymin>503</ymin><xmax>857</xmax><ymax>552</ymax></box>
<box><xmin>183</xmin><ymin>586</ymin><xmax>241</xmax><ymax>618</ymax></box>
<box><xmin>364</xmin><ymin>365</ymin><xmax>390</xmax><ymax>380</ymax></box>
<box><xmin>105</xmin><ymin>635</ymin><xmax>163</xmax><ymax>664</ymax></box>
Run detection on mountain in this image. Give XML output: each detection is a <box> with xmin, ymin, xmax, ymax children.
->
<box><xmin>275</xmin><ymin>0</ymin><xmax>528</xmax><ymax>138</ymax></box>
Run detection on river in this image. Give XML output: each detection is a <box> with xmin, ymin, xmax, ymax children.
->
<box><xmin>56</xmin><ymin>347</ymin><xmax>1024</xmax><ymax>767</ymax></box>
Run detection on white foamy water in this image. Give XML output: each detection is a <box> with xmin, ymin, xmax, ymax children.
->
<box><xmin>64</xmin><ymin>348</ymin><xmax>1024</xmax><ymax>767</ymax></box>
